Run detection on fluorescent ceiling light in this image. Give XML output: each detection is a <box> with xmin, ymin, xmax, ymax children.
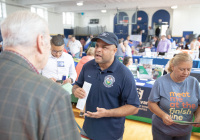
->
<box><xmin>171</xmin><ymin>5</ymin><xmax>178</xmax><ymax>9</ymax></box>
<box><xmin>101</xmin><ymin>10</ymin><xmax>107</xmax><ymax>13</ymax></box>
<box><xmin>77</xmin><ymin>2</ymin><xmax>83</xmax><ymax>6</ymax></box>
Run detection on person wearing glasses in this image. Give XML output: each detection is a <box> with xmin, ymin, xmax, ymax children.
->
<box><xmin>42</xmin><ymin>35</ymin><xmax>77</xmax><ymax>84</ymax></box>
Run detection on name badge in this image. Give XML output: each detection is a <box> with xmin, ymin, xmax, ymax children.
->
<box><xmin>57</xmin><ymin>61</ymin><xmax>65</xmax><ymax>67</ymax></box>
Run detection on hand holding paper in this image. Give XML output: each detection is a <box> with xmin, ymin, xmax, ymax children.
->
<box><xmin>162</xmin><ymin>114</ymin><xmax>174</xmax><ymax>126</ymax></box>
<box><xmin>76</xmin><ymin>81</ymin><xmax>92</xmax><ymax>111</ymax></box>
<box><xmin>74</xmin><ymin>88</ymin><xmax>87</xmax><ymax>99</ymax></box>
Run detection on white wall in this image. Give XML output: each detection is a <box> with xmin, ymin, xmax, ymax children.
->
<box><xmin>172</xmin><ymin>6</ymin><xmax>200</xmax><ymax>37</ymax></box>
<box><xmin>74</xmin><ymin>10</ymin><xmax>116</xmax><ymax>32</ymax></box>
<box><xmin>73</xmin><ymin>7</ymin><xmax>173</xmax><ymax>35</ymax></box>
<box><xmin>48</xmin><ymin>12</ymin><xmax>63</xmax><ymax>35</ymax></box>
<box><xmin>5</xmin><ymin>3</ymin><xmax>63</xmax><ymax>35</ymax></box>
<box><xmin>73</xmin><ymin>7</ymin><xmax>200</xmax><ymax>37</ymax></box>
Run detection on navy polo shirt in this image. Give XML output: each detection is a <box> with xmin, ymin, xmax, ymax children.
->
<box><xmin>75</xmin><ymin>57</ymin><xmax>140</xmax><ymax>140</ymax></box>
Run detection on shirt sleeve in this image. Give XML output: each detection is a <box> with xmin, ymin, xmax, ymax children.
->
<box><xmin>121</xmin><ymin>71</ymin><xmax>140</xmax><ymax>108</ymax></box>
<box><xmin>74</xmin><ymin>63</ymin><xmax>86</xmax><ymax>88</ymax></box>
<box><xmin>43</xmin><ymin>94</ymin><xmax>81</xmax><ymax>140</ymax></box>
<box><xmin>68</xmin><ymin>56</ymin><xmax>77</xmax><ymax>83</ymax></box>
<box><xmin>148</xmin><ymin>80</ymin><xmax>161</xmax><ymax>103</ymax></box>
<box><xmin>167</xmin><ymin>40</ymin><xmax>171</xmax><ymax>52</ymax></box>
<box><xmin>157</xmin><ymin>42</ymin><xmax>160</xmax><ymax>52</ymax></box>
<box><xmin>78</xmin><ymin>41</ymin><xmax>82</xmax><ymax>49</ymax></box>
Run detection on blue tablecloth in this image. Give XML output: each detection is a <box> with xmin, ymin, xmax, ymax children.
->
<box><xmin>134</xmin><ymin>79</ymin><xmax>153</xmax><ymax>119</ymax></box>
<box><xmin>132</xmin><ymin>56</ymin><xmax>200</xmax><ymax>68</ymax></box>
<box><xmin>190</xmin><ymin>68</ymin><xmax>200</xmax><ymax>82</ymax></box>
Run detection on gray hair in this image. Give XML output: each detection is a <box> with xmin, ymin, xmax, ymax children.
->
<box><xmin>1</xmin><ymin>11</ymin><xmax>48</xmax><ymax>48</ymax></box>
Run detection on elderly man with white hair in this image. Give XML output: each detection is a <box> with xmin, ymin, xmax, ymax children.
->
<box><xmin>0</xmin><ymin>11</ymin><xmax>81</xmax><ymax>140</ymax></box>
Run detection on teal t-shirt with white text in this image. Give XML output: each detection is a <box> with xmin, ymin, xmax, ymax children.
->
<box><xmin>148</xmin><ymin>74</ymin><xmax>200</xmax><ymax>136</ymax></box>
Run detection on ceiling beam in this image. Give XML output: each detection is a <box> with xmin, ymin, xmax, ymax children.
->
<box><xmin>19</xmin><ymin>0</ymin><xmax>72</xmax><ymax>5</ymax></box>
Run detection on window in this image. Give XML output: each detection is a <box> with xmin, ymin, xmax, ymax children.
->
<box><xmin>0</xmin><ymin>2</ymin><xmax>6</xmax><ymax>18</ymax></box>
<box><xmin>63</xmin><ymin>12</ymin><xmax>74</xmax><ymax>27</ymax></box>
<box><xmin>31</xmin><ymin>6</ymin><xmax>48</xmax><ymax>21</ymax></box>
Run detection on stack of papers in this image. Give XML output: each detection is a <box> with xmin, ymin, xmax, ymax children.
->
<box><xmin>136</xmin><ymin>82</ymin><xmax>145</xmax><ymax>86</ymax></box>
<box><xmin>62</xmin><ymin>83</ymin><xmax>73</xmax><ymax>95</ymax></box>
<box><xmin>146</xmin><ymin>80</ymin><xmax>155</xmax><ymax>85</ymax></box>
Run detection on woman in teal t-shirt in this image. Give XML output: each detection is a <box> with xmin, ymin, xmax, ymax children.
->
<box><xmin>148</xmin><ymin>53</ymin><xmax>200</xmax><ymax>140</ymax></box>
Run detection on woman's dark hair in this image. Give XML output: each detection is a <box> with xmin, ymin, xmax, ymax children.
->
<box><xmin>123</xmin><ymin>56</ymin><xmax>132</xmax><ymax>66</ymax></box>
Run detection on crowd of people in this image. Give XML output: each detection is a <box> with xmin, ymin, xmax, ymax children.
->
<box><xmin>115</xmin><ymin>32</ymin><xmax>200</xmax><ymax>60</ymax></box>
<box><xmin>0</xmin><ymin>10</ymin><xmax>200</xmax><ymax>140</ymax></box>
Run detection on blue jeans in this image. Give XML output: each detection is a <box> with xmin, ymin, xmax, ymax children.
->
<box><xmin>152</xmin><ymin>125</ymin><xmax>191</xmax><ymax>140</ymax></box>
<box><xmin>80</xmin><ymin>128</ymin><xmax>123</xmax><ymax>140</ymax></box>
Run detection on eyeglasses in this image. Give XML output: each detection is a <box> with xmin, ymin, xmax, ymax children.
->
<box><xmin>52</xmin><ymin>50</ymin><xmax>63</xmax><ymax>54</ymax></box>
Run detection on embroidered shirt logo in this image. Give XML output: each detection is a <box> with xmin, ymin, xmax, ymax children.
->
<box><xmin>99</xmin><ymin>32</ymin><xmax>109</xmax><ymax>37</ymax></box>
<box><xmin>103</xmin><ymin>75</ymin><xmax>115</xmax><ymax>88</ymax></box>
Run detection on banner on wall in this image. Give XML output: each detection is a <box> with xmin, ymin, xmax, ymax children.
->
<box><xmin>130</xmin><ymin>35</ymin><xmax>142</xmax><ymax>42</ymax></box>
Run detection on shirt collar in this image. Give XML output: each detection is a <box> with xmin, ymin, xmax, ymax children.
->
<box><xmin>50</xmin><ymin>53</ymin><xmax>64</xmax><ymax>59</ymax></box>
<box><xmin>93</xmin><ymin>57</ymin><xmax>119</xmax><ymax>73</ymax></box>
<box><xmin>4</xmin><ymin>50</ymin><xmax>39</xmax><ymax>74</ymax></box>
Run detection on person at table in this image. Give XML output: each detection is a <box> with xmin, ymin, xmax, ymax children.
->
<box><xmin>155</xmin><ymin>26</ymin><xmax>160</xmax><ymax>37</ymax></box>
<box><xmin>157</xmin><ymin>35</ymin><xmax>171</xmax><ymax>55</ymax></box>
<box><xmin>137</xmin><ymin>41</ymin><xmax>145</xmax><ymax>53</ymax></box>
<box><xmin>42</xmin><ymin>35</ymin><xmax>77</xmax><ymax>84</ymax></box>
<box><xmin>80</xmin><ymin>37</ymin><xmax>86</xmax><ymax>47</ymax></box>
<box><xmin>72</xmin><ymin>31</ymin><xmax>140</xmax><ymax>140</ymax></box>
<box><xmin>76</xmin><ymin>47</ymin><xmax>95</xmax><ymax>81</ymax></box>
<box><xmin>0</xmin><ymin>11</ymin><xmax>81</xmax><ymax>140</ymax></box>
<box><xmin>136</xmin><ymin>25</ymin><xmax>142</xmax><ymax>35</ymax></box>
<box><xmin>123</xmin><ymin>56</ymin><xmax>133</xmax><ymax>67</ymax></box>
<box><xmin>146</xmin><ymin>26</ymin><xmax>154</xmax><ymax>42</ymax></box>
<box><xmin>177</xmin><ymin>37</ymin><xmax>186</xmax><ymax>50</ymax></box>
<box><xmin>126</xmin><ymin>35</ymin><xmax>133</xmax><ymax>47</ymax></box>
<box><xmin>116</xmin><ymin>39</ymin><xmax>126</xmax><ymax>61</ymax></box>
<box><xmin>65</xmin><ymin>34</ymin><xmax>72</xmax><ymax>52</ymax></box>
<box><xmin>150</xmin><ymin>36</ymin><xmax>159</xmax><ymax>51</ymax></box>
<box><xmin>190</xmin><ymin>38</ymin><xmax>200</xmax><ymax>51</ymax></box>
<box><xmin>124</xmin><ymin>40</ymin><xmax>132</xmax><ymax>57</ymax></box>
<box><xmin>68</xmin><ymin>35</ymin><xmax>83</xmax><ymax>58</ymax></box>
<box><xmin>167</xmin><ymin>35</ymin><xmax>173</xmax><ymax>43</ymax></box>
<box><xmin>148</xmin><ymin>53</ymin><xmax>200</xmax><ymax>140</ymax></box>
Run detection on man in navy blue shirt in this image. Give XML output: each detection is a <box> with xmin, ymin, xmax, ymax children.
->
<box><xmin>72</xmin><ymin>32</ymin><xmax>140</xmax><ymax>140</ymax></box>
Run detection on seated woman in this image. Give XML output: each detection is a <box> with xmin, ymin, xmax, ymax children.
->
<box><xmin>123</xmin><ymin>56</ymin><xmax>133</xmax><ymax>67</ymax></box>
<box><xmin>123</xmin><ymin>56</ymin><xmax>137</xmax><ymax>78</ymax></box>
<box><xmin>148</xmin><ymin>53</ymin><xmax>200</xmax><ymax>140</ymax></box>
<box><xmin>177</xmin><ymin>37</ymin><xmax>186</xmax><ymax>50</ymax></box>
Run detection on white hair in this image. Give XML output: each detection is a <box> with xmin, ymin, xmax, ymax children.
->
<box><xmin>1</xmin><ymin>11</ymin><xmax>48</xmax><ymax>48</ymax></box>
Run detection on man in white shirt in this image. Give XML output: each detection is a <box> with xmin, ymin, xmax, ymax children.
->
<box><xmin>42</xmin><ymin>35</ymin><xmax>77</xmax><ymax>84</ymax></box>
<box><xmin>68</xmin><ymin>36</ymin><xmax>83</xmax><ymax>58</ymax></box>
<box><xmin>124</xmin><ymin>40</ymin><xmax>132</xmax><ymax>57</ymax></box>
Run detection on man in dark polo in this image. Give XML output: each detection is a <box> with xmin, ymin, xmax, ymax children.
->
<box><xmin>73</xmin><ymin>32</ymin><xmax>140</xmax><ymax>140</ymax></box>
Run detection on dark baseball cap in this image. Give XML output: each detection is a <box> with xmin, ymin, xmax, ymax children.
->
<box><xmin>91</xmin><ymin>32</ymin><xmax>118</xmax><ymax>48</ymax></box>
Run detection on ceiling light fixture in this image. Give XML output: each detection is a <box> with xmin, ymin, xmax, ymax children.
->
<box><xmin>171</xmin><ymin>5</ymin><xmax>178</xmax><ymax>9</ymax></box>
<box><xmin>101</xmin><ymin>10</ymin><xmax>107</xmax><ymax>13</ymax></box>
<box><xmin>77</xmin><ymin>2</ymin><xmax>83</xmax><ymax>6</ymax></box>
<box><xmin>101</xmin><ymin>4</ymin><xmax>107</xmax><ymax>13</ymax></box>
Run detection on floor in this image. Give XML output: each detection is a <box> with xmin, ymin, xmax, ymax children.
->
<box><xmin>73</xmin><ymin>104</ymin><xmax>200</xmax><ymax>140</ymax></box>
